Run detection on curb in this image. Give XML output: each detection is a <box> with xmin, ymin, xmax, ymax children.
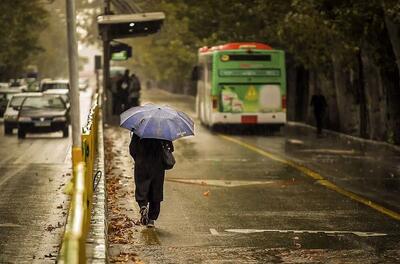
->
<box><xmin>86</xmin><ymin>103</ymin><xmax>108</xmax><ymax>263</ymax></box>
<box><xmin>285</xmin><ymin>121</ymin><xmax>400</xmax><ymax>154</ymax></box>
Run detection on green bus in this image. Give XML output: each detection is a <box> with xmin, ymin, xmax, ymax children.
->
<box><xmin>195</xmin><ymin>42</ymin><xmax>286</xmax><ymax>127</ymax></box>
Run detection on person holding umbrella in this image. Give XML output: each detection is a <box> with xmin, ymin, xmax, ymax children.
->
<box><xmin>120</xmin><ymin>104</ymin><xmax>194</xmax><ymax>228</ymax></box>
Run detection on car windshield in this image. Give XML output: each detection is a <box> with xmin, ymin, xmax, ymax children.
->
<box><xmin>10</xmin><ymin>81</ymin><xmax>22</xmax><ymax>87</ymax></box>
<box><xmin>42</xmin><ymin>83</ymin><xmax>69</xmax><ymax>90</ymax></box>
<box><xmin>60</xmin><ymin>95</ymin><xmax>69</xmax><ymax>103</ymax></box>
<box><xmin>0</xmin><ymin>93</ymin><xmax>17</xmax><ymax>100</ymax></box>
<box><xmin>22</xmin><ymin>96</ymin><xmax>65</xmax><ymax>109</ymax></box>
<box><xmin>10</xmin><ymin>97</ymin><xmax>25</xmax><ymax>107</ymax></box>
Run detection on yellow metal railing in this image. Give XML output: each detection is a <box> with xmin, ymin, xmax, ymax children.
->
<box><xmin>58</xmin><ymin>94</ymin><xmax>100</xmax><ymax>264</ymax></box>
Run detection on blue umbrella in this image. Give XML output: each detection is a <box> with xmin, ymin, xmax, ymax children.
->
<box><xmin>120</xmin><ymin>104</ymin><xmax>194</xmax><ymax>141</ymax></box>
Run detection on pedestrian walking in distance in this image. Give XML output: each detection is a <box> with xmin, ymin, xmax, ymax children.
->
<box><xmin>310</xmin><ymin>89</ymin><xmax>328</xmax><ymax>136</ymax></box>
<box><xmin>129</xmin><ymin>133</ymin><xmax>174</xmax><ymax>228</ymax></box>
<box><xmin>120</xmin><ymin>104</ymin><xmax>195</xmax><ymax>228</ymax></box>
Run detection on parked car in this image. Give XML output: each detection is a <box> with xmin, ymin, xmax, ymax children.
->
<box><xmin>40</xmin><ymin>79</ymin><xmax>69</xmax><ymax>91</ymax></box>
<box><xmin>43</xmin><ymin>89</ymin><xmax>70</xmax><ymax>109</ymax></box>
<box><xmin>79</xmin><ymin>77</ymin><xmax>89</xmax><ymax>91</ymax></box>
<box><xmin>3</xmin><ymin>92</ymin><xmax>42</xmax><ymax>134</ymax></box>
<box><xmin>0</xmin><ymin>89</ymin><xmax>20</xmax><ymax>117</ymax></box>
<box><xmin>9</xmin><ymin>78</ymin><xmax>27</xmax><ymax>92</ymax></box>
<box><xmin>17</xmin><ymin>94</ymin><xmax>70</xmax><ymax>138</ymax></box>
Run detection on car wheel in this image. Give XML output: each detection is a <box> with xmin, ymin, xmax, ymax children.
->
<box><xmin>18</xmin><ymin>128</ymin><xmax>26</xmax><ymax>139</ymax></box>
<box><xmin>62</xmin><ymin>126</ymin><xmax>69</xmax><ymax>138</ymax></box>
<box><xmin>4</xmin><ymin>125</ymin><xmax>12</xmax><ymax>135</ymax></box>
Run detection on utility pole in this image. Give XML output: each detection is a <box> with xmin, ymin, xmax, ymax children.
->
<box><xmin>103</xmin><ymin>0</ymin><xmax>111</xmax><ymax>122</ymax></box>
<box><xmin>66</xmin><ymin>0</ymin><xmax>81</xmax><ymax>164</ymax></box>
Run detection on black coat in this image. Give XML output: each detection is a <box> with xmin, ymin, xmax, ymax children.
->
<box><xmin>129</xmin><ymin>134</ymin><xmax>174</xmax><ymax>202</ymax></box>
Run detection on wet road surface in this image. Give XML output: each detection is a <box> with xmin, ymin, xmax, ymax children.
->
<box><xmin>0</xmin><ymin>89</ymin><xmax>92</xmax><ymax>263</ymax></box>
<box><xmin>106</xmin><ymin>88</ymin><xmax>400</xmax><ymax>263</ymax></box>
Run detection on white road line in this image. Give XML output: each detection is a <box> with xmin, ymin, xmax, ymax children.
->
<box><xmin>0</xmin><ymin>166</ymin><xmax>25</xmax><ymax>188</ymax></box>
<box><xmin>0</xmin><ymin>223</ymin><xmax>21</xmax><ymax>227</ymax></box>
<box><xmin>210</xmin><ymin>228</ymin><xmax>219</xmax><ymax>236</ymax></box>
<box><xmin>167</xmin><ymin>179</ymin><xmax>279</xmax><ymax>187</ymax></box>
<box><xmin>224</xmin><ymin>229</ymin><xmax>387</xmax><ymax>237</ymax></box>
<box><xmin>64</xmin><ymin>144</ymin><xmax>72</xmax><ymax>163</ymax></box>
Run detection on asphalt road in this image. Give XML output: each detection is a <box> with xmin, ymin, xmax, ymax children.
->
<box><xmin>108</xmin><ymin>88</ymin><xmax>400</xmax><ymax>263</ymax></box>
<box><xmin>0</xmin><ymin>88</ymin><xmax>93</xmax><ymax>263</ymax></box>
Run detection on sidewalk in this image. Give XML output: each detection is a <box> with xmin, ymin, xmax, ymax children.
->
<box><xmin>104</xmin><ymin>125</ymin><xmax>146</xmax><ymax>263</ymax></box>
<box><xmin>282</xmin><ymin>122</ymin><xmax>400</xmax><ymax>212</ymax></box>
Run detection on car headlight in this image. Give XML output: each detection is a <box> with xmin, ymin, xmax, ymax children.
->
<box><xmin>19</xmin><ymin>116</ymin><xmax>31</xmax><ymax>122</ymax></box>
<box><xmin>53</xmin><ymin>116</ymin><xmax>66</xmax><ymax>122</ymax></box>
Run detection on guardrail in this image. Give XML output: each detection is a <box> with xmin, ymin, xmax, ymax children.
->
<box><xmin>58</xmin><ymin>94</ymin><xmax>100</xmax><ymax>264</ymax></box>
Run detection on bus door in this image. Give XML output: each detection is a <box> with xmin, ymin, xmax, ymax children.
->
<box><xmin>204</xmin><ymin>57</ymin><xmax>213</xmax><ymax>125</ymax></box>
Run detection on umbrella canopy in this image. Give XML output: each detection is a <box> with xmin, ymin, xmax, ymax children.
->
<box><xmin>120</xmin><ymin>104</ymin><xmax>194</xmax><ymax>141</ymax></box>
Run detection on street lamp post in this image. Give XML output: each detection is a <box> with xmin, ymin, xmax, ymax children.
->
<box><xmin>103</xmin><ymin>0</ymin><xmax>111</xmax><ymax>122</ymax></box>
<box><xmin>66</xmin><ymin>0</ymin><xmax>81</xmax><ymax>164</ymax></box>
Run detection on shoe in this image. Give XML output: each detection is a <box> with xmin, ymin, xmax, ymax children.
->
<box><xmin>147</xmin><ymin>219</ymin><xmax>155</xmax><ymax>228</ymax></box>
<box><xmin>140</xmin><ymin>206</ymin><xmax>149</xmax><ymax>225</ymax></box>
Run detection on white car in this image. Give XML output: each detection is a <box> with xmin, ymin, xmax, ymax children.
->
<box><xmin>43</xmin><ymin>89</ymin><xmax>70</xmax><ymax>109</ymax></box>
<box><xmin>0</xmin><ymin>89</ymin><xmax>20</xmax><ymax>117</ymax></box>
<box><xmin>40</xmin><ymin>79</ymin><xmax>69</xmax><ymax>91</ymax></box>
<box><xmin>3</xmin><ymin>92</ymin><xmax>42</xmax><ymax>134</ymax></box>
<box><xmin>8</xmin><ymin>79</ymin><xmax>27</xmax><ymax>92</ymax></box>
<box><xmin>79</xmin><ymin>78</ymin><xmax>89</xmax><ymax>91</ymax></box>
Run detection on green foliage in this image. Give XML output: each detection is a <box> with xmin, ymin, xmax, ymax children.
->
<box><xmin>105</xmin><ymin>0</ymin><xmax>400</xmax><ymax>93</ymax></box>
<box><xmin>0</xmin><ymin>1</ymin><xmax>48</xmax><ymax>79</ymax></box>
<box><xmin>32</xmin><ymin>0</ymin><xmax>68</xmax><ymax>78</ymax></box>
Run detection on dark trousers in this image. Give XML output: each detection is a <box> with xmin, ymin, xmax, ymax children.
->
<box><xmin>138</xmin><ymin>201</ymin><xmax>161</xmax><ymax>220</ymax></box>
<box><xmin>135</xmin><ymin>165</ymin><xmax>165</xmax><ymax>221</ymax></box>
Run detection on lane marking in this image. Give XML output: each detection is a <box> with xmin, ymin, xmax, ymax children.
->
<box><xmin>225</xmin><ymin>229</ymin><xmax>387</xmax><ymax>237</ymax></box>
<box><xmin>297</xmin><ymin>149</ymin><xmax>356</xmax><ymax>155</ymax></box>
<box><xmin>64</xmin><ymin>144</ymin><xmax>72</xmax><ymax>164</ymax></box>
<box><xmin>219</xmin><ymin>135</ymin><xmax>400</xmax><ymax>221</ymax></box>
<box><xmin>0</xmin><ymin>223</ymin><xmax>21</xmax><ymax>228</ymax></box>
<box><xmin>167</xmin><ymin>178</ymin><xmax>293</xmax><ymax>187</ymax></box>
<box><xmin>210</xmin><ymin>228</ymin><xmax>219</xmax><ymax>236</ymax></box>
<box><xmin>0</xmin><ymin>166</ymin><xmax>26</xmax><ymax>188</ymax></box>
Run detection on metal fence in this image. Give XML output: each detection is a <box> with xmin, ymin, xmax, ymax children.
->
<box><xmin>58</xmin><ymin>94</ymin><xmax>100</xmax><ymax>263</ymax></box>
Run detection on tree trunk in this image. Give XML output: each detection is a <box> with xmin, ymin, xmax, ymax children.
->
<box><xmin>382</xmin><ymin>16</ymin><xmax>400</xmax><ymax>144</ymax></box>
<box><xmin>331</xmin><ymin>55</ymin><xmax>358</xmax><ymax>134</ymax></box>
<box><xmin>357</xmin><ymin>49</ymin><xmax>369</xmax><ymax>139</ymax></box>
<box><xmin>360</xmin><ymin>48</ymin><xmax>387</xmax><ymax>141</ymax></box>
<box><xmin>294</xmin><ymin>65</ymin><xmax>309</xmax><ymax>122</ymax></box>
<box><xmin>384</xmin><ymin>11</ymin><xmax>400</xmax><ymax>82</ymax></box>
<box><xmin>286</xmin><ymin>63</ymin><xmax>297</xmax><ymax>121</ymax></box>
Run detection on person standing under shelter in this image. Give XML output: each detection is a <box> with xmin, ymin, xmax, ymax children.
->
<box><xmin>116</xmin><ymin>69</ymin><xmax>131</xmax><ymax>113</ymax></box>
<box><xmin>128</xmin><ymin>73</ymin><xmax>141</xmax><ymax>107</ymax></box>
<box><xmin>129</xmin><ymin>133</ymin><xmax>174</xmax><ymax>228</ymax></box>
<box><xmin>310</xmin><ymin>89</ymin><xmax>328</xmax><ymax>136</ymax></box>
